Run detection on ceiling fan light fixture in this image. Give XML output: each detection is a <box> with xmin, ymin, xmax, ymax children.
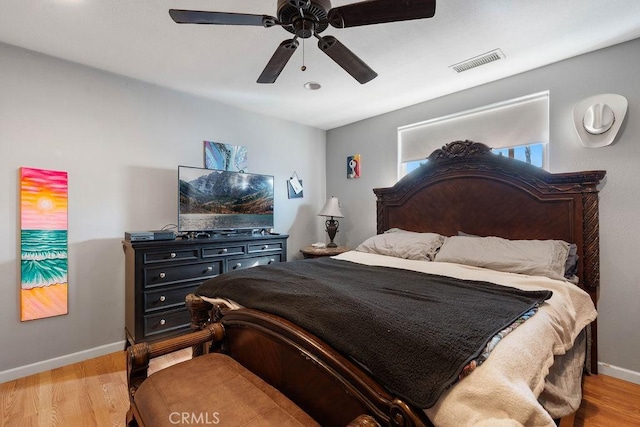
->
<box><xmin>169</xmin><ymin>0</ymin><xmax>437</xmax><ymax>84</ymax></box>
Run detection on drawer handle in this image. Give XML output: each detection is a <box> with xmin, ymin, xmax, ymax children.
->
<box><xmin>159</xmin><ymin>272</ymin><xmax>166</xmax><ymax>279</ymax></box>
<box><xmin>159</xmin><ymin>319</ymin><xmax>166</xmax><ymax>325</ymax></box>
<box><xmin>269</xmin><ymin>258</ymin><xmax>275</xmax><ymax>264</ymax></box>
<box><xmin>170</xmin><ymin>252</ymin><xmax>176</xmax><ymax>258</ymax></box>
<box><xmin>262</xmin><ymin>245</ymin><xmax>269</xmax><ymax>250</ymax></box>
<box><xmin>159</xmin><ymin>295</ymin><xmax>166</xmax><ymax>302</ymax></box>
<box><xmin>234</xmin><ymin>263</ymin><xmax>242</xmax><ymax>269</ymax></box>
<box><xmin>221</xmin><ymin>248</ymin><xmax>227</xmax><ymax>254</ymax></box>
<box><xmin>206</xmin><ymin>266</ymin><xmax>213</xmax><ymax>272</ymax></box>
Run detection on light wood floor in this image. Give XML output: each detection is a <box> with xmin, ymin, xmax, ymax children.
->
<box><xmin>1</xmin><ymin>350</ymin><xmax>639</xmax><ymax>426</ymax></box>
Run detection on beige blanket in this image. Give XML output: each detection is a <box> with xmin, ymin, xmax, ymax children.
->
<box><xmin>203</xmin><ymin>251</ymin><xmax>595</xmax><ymax>426</ymax></box>
<box><xmin>333</xmin><ymin>251</ymin><xmax>596</xmax><ymax>427</ymax></box>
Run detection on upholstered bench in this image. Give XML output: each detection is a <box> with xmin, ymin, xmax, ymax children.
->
<box><xmin>126</xmin><ymin>325</ymin><xmax>380</xmax><ymax>427</ymax></box>
<box><xmin>133</xmin><ymin>352</ymin><xmax>318</xmax><ymax>426</ymax></box>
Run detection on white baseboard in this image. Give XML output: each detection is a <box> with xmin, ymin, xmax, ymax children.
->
<box><xmin>3</xmin><ymin>345</ymin><xmax>639</xmax><ymax>388</ymax></box>
<box><xmin>0</xmin><ymin>340</ymin><xmax>126</xmax><ymax>384</ymax></box>
<box><xmin>598</xmin><ymin>362</ymin><xmax>640</xmax><ymax>385</ymax></box>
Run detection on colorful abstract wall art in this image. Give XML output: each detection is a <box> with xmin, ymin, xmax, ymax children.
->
<box><xmin>204</xmin><ymin>141</ymin><xmax>248</xmax><ymax>172</ymax></box>
<box><xmin>20</xmin><ymin>167</ymin><xmax>68</xmax><ymax>321</ymax></box>
<box><xmin>347</xmin><ymin>154</ymin><xmax>361</xmax><ymax>179</ymax></box>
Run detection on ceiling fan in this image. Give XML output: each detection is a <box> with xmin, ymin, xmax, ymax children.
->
<box><xmin>169</xmin><ymin>0</ymin><xmax>436</xmax><ymax>84</ymax></box>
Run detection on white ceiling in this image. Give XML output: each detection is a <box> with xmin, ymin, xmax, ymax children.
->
<box><xmin>1</xmin><ymin>1</ymin><xmax>639</xmax><ymax>130</ymax></box>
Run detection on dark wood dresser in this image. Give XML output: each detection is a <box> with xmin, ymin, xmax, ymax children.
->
<box><xmin>123</xmin><ymin>234</ymin><xmax>288</xmax><ymax>345</ymax></box>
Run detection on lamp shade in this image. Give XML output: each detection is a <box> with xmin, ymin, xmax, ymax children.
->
<box><xmin>318</xmin><ymin>197</ymin><xmax>343</xmax><ymax>218</ymax></box>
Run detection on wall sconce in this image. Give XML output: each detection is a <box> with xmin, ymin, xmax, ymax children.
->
<box><xmin>318</xmin><ymin>197</ymin><xmax>343</xmax><ymax>248</ymax></box>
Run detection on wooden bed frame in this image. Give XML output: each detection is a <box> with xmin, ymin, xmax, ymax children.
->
<box><xmin>127</xmin><ymin>141</ymin><xmax>605</xmax><ymax>427</ymax></box>
<box><xmin>375</xmin><ymin>140</ymin><xmax>605</xmax><ymax>374</ymax></box>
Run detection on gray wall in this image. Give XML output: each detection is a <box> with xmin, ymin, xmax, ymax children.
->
<box><xmin>327</xmin><ymin>38</ymin><xmax>640</xmax><ymax>381</ymax></box>
<box><xmin>0</xmin><ymin>42</ymin><xmax>326</xmax><ymax>381</ymax></box>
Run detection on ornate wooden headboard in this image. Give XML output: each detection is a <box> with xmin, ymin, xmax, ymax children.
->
<box><xmin>374</xmin><ymin>140</ymin><xmax>606</xmax><ymax>372</ymax></box>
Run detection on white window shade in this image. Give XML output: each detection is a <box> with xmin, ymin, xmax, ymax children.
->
<box><xmin>399</xmin><ymin>92</ymin><xmax>549</xmax><ymax>163</ymax></box>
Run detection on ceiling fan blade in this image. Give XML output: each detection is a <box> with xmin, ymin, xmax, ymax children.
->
<box><xmin>257</xmin><ymin>39</ymin><xmax>300</xmax><ymax>84</ymax></box>
<box><xmin>169</xmin><ymin>9</ymin><xmax>278</xmax><ymax>27</ymax></box>
<box><xmin>317</xmin><ymin>36</ymin><xmax>377</xmax><ymax>84</ymax></box>
<box><xmin>327</xmin><ymin>0</ymin><xmax>436</xmax><ymax>28</ymax></box>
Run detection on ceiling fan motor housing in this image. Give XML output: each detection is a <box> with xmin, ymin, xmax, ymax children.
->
<box><xmin>278</xmin><ymin>0</ymin><xmax>331</xmax><ymax>37</ymax></box>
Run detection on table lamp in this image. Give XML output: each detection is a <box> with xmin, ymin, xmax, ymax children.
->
<box><xmin>318</xmin><ymin>197</ymin><xmax>343</xmax><ymax>248</ymax></box>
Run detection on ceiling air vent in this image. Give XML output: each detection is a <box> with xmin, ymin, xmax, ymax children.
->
<box><xmin>450</xmin><ymin>49</ymin><xmax>505</xmax><ymax>73</ymax></box>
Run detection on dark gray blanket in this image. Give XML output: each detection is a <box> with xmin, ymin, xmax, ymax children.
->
<box><xmin>196</xmin><ymin>257</ymin><xmax>552</xmax><ymax>408</ymax></box>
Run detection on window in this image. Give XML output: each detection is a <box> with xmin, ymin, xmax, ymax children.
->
<box><xmin>403</xmin><ymin>141</ymin><xmax>546</xmax><ymax>175</ymax></box>
<box><xmin>492</xmin><ymin>143</ymin><xmax>545</xmax><ymax>167</ymax></box>
<box><xmin>398</xmin><ymin>92</ymin><xmax>549</xmax><ymax>179</ymax></box>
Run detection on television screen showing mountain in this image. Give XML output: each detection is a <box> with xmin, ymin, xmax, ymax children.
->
<box><xmin>178</xmin><ymin>166</ymin><xmax>274</xmax><ymax>232</ymax></box>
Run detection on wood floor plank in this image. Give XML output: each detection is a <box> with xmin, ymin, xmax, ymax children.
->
<box><xmin>576</xmin><ymin>374</ymin><xmax>640</xmax><ymax>427</ymax></box>
<box><xmin>0</xmin><ymin>380</ymin><xmax>19</xmax><ymax>423</ymax></box>
<box><xmin>1</xmin><ymin>350</ymin><xmax>639</xmax><ymax>427</ymax></box>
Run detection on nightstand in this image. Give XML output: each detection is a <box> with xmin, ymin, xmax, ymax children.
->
<box><xmin>300</xmin><ymin>245</ymin><xmax>350</xmax><ymax>259</ymax></box>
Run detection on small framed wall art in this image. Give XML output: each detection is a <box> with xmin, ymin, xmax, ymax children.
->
<box><xmin>347</xmin><ymin>154</ymin><xmax>361</xmax><ymax>179</ymax></box>
<box><xmin>287</xmin><ymin>172</ymin><xmax>303</xmax><ymax>199</ymax></box>
<box><xmin>204</xmin><ymin>141</ymin><xmax>248</xmax><ymax>172</ymax></box>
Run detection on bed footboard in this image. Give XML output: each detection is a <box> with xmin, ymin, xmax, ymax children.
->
<box><xmin>185</xmin><ymin>293</ymin><xmax>432</xmax><ymax>427</ymax></box>
<box><xmin>185</xmin><ymin>293</ymin><xmax>215</xmax><ymax>356</ymax></box>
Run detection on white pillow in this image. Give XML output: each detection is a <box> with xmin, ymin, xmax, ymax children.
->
<box><xmin>356</xmin><ymin>230</ymin><xmax>445</xmax><ymax>261</ymax></box>
<box><xmin>434</xmin><ymin>235</ymin><xmax>570</xmax><ymax>281</ymax></box>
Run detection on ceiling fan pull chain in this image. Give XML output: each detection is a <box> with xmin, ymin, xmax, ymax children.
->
<box><xmin>301</xmin><ymin>20</ymin><xmax>306</xmax><ymax>71</ymax></box>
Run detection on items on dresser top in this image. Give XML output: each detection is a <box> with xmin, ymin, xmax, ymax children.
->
<box><xmin>124</xmin><ymin>230</ymin><xmax>175</xmax><ymax>241</ymax></box>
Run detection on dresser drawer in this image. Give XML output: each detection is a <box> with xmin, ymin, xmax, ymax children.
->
<box><xmin>144</xmin><ymin>261</ymin><xmax>222</xmax><ymax>288</ymax></box>
<box><xmin>144</xmin><ymin>309</ymin><xmax>191</xmax><ymax>337</ymax></box>
<box><xmin>202</xmin><ymin>245</ymin><xmax>245</xmax><ymax>258</ymax></box>
<box><xmin>144</xmin><ymin>284</ymin><xmax>200</xmax><ymax>313</ymax></box>
<box><xmin>144</xmin><ymin>249</ymin><xmax>199</xmax><ymax>264</ymax></box>
<box><xmin>228</xmin><ymin>254</ymin><xmax>282</xmax><ymax>271</ymax></box>
<box><xmin>248</xmin><ymin>241</ymin><xmax>283</xmax><ymax>253</ymax></box>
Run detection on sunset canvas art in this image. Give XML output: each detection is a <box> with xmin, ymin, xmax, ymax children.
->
<box><xmin>20</xmin><ymin>167</ymin><xmax>68</xmax><ymax>321</ymax></box>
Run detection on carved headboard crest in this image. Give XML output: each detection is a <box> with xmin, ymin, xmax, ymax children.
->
<box><xmin>427</xmin><ymin>140</ymin><xmax>492</xmax><ymax>161</ymax></box>
<box><xmin>389</xmin><ymin>140</ymin><xmax>605</xmax><ymax>196</ymax></box>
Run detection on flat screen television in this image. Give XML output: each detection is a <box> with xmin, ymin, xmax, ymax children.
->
<box><xmin>178</xmin><ymin>166</ymin><xmax>274</xmax><ymax>234</ymax></box>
